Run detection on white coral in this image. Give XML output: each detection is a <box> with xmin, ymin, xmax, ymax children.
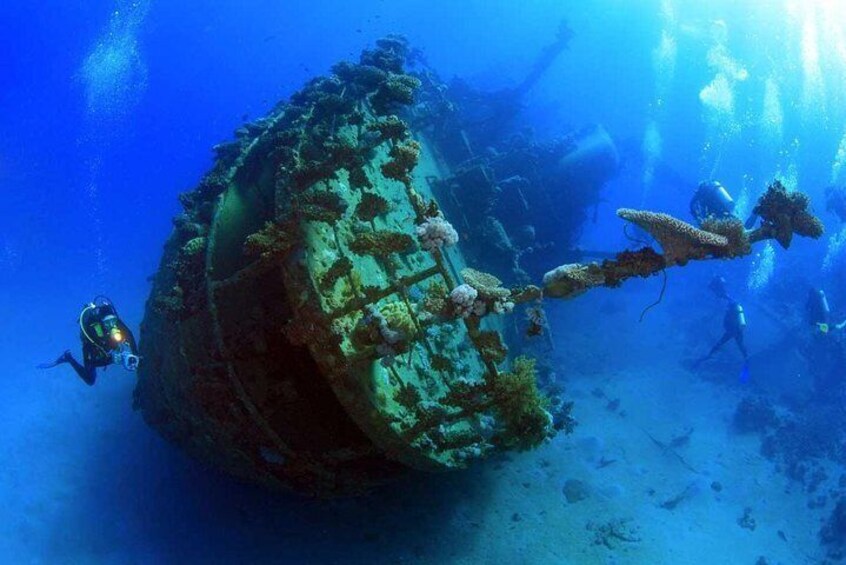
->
<box><xmin>450</xmin><ymin>284</ymin><xmax>486</xmax><ymax>318</ymax></box>
<box><xmin>416</xmin><ymin>214</ymin><xmax>459</xmax><ymax>252</ymax></box>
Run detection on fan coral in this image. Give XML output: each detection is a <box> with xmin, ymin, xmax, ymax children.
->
<box><xmin>617</xmin><ymin>208</ymin><xmax>728</xmax><ymax>264</ymax></box>
<box><xmin>416</xmin><ymin>213</ymin><xmax>459</xmax><ymax>252</ymax></box>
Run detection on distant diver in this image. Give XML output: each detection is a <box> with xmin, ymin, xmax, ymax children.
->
<box><xmin>39</xmin><ymin>296</ymin><xmax>140</xmax><ymax>385</ymax></box>
<box><xmin>690</xmin><ymin>180</ymin><xmax>759</xmax><ymax>229</ymax></box>
<box><xmin>694</xmin><ymin>276</ymin><xmax>749</xmax><ymax>369</ymax></box>
<box><xmin>690</xmin><ymin>180</ymin><xmax>736</xmax><ymax>224</ymax></box>
<box><xmin>807</xmin><ymin>288</ymin><xmax>846</xmax><ymax>335</ymax></box>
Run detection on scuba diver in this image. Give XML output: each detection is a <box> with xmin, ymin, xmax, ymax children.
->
<box><xmin>38</xmin><ymin>297</ymin><xmax>140</xmax><ymax>385</ymax></box>
<box><xmin>690</xmin><ymin>180</ymin><xmax>759</xmax><ymax>229</ymax></box>
<box><xmin>807</xmin><ymin>288</ymin><xmax>846</xmax><ymax>335</ymax></box>
<box><xmin>694</xmin><ymin>276</ymin><xmax>749</xmax><ymax>372</ymax></box>
<box><xmin>801</xmin><ymin>288</ymin><xmax>846</xmax><ymax>401</ymax></box>
<box><xmin>690</xmin><ymin>180</ymin><xmax>736</xmax><ymax>224</ymax></box>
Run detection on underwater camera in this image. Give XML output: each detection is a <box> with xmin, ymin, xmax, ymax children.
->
<box><xmin>112</xmin><ymin>342</ymin><xmax>140</xmax><ymax>372</ymax></box>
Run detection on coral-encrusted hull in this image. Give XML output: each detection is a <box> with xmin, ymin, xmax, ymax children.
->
<box><xmin>135</xmin><ymin>37</ymin><xmax>562</xmax><ymax>496</ymax></box>
<box><xmin>135</xmin><ymin>217</ymin><xmax>405</xmax><ymax>496</ymax></box>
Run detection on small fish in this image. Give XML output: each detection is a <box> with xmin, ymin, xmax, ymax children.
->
<box><xmin>778</xmin><ymin>530</ymin><xmax>787</xmax><ymax>542</ymax></box>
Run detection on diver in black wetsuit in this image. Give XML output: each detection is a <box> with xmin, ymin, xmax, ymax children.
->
<box><xmin>690</xmin><ymin>180</ymin><xmax>737</xmax><ymax>224</ymax></box>
<box><xmin>690</xmin><ymin>180</ymin><xmax>761</xmax><ymax>229</ymax></box>
<box><xmin>807</xmin><ymin>288</ymin><xmax>846</xmax><ymax>335</ymax></box>
<box><xmin>39</xmin><ymin>297</ymin><xmax>139</xmax><ymax>385</ymax></box>
<box><xmin>694</xmin><ymin>276</ymin><xmax>749</xmax><ymax>366</ymax></box>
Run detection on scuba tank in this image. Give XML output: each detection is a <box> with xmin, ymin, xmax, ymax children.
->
<box><xmin>807</xmin><ymin>289</ymin><xmax>830</xmax><ymax>327</ymax></box>
<box><xmin>691</xmin><ymin>180</ymin><xmax>736</xmax><ymax>223</ymax></box>
<box><xmin>734</xmin><ymin>303</ymin><xmax>747</xmax><ymax>329</ymax></box>
<box><xmin>726</xmin><ymin>302</ymin><xmax>746</xmax><ymax>332</ymax></box>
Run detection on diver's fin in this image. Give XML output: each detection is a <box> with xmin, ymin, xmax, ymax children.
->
<box><xmin>37</xmin><ymin>350</ymin><xmax>72</xmax><ymax>370</ymax></box>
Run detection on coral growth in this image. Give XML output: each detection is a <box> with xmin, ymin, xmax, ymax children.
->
<box><xmin>380</xmin><ymin>140</ymin><xmax>421</xmax><ymax>184</ymax></box>
<box><xmin>296</xmin><ymin>189</ymin><xmax>349</xmax><ymax>224</ymax></box>
<box><xmin>542</xmin><ymin>263</ymin><xmax>606</xmax><ymax>299</ymax></box>
<box><xmin>450</xmin><ymin>284</ymin><xmax>485</xmax><ymax>318</ymax></box>
<box><xmin>353</xmin><ymin>302</ymin><xmax>415</xmax><ymax>367</ymax></box>
<box><xmin>700</xmin><ymin>217</ymin><xmax>751</xmax><ymax>258</ymax></box>
<box><xmin>751</xmin><ymin>180</ymin><xmax>824</xmax><ymax>248</ymax></box>
<box><xmin>244</xmin><ymin>221</ymin><xmax>298</xmax><ymax>260</ymax></box>
<box><xmin>181</xmin><ymin>236</ymin><xmax>207</xmax><ymax>257</ymax></box>
<box><xmin>543</xmin><ymin>184</ymin><xmax>824</xmax><ymax>301</ymax></box>
<box><xmin>416</xmin><ymin>213</ymin><xmax>459</xmax><ymax>252</ymax></box>
<box><xmin>348</xmin><ymin>230</ymin><xmax>415</xmax><ymax>256</ymax></box>
<box><xmin>355</xmin><ymin>191</ymin><xmax>391</xmax><ymax>223</ymax></box>
<box><xmin>486</xmin><ymin>357</ymin><xmax>556</xmax><ymax>451</ymax></box>
<box><xmin>394</xmin><ymin>381</ymin><xmax>422</xmax><ymax>412</ymax></box>
<box><xmin>437</xmin><ymin>357</ymin><xmax>560</xmax><ymax>452</ymax></box>
<box><xmin>360</xmin><ymin>35</ymin><xmax>411</xmax><ymax>74</ymax></box>
<box><xmin>320</xmin><ymin>256</ymin><xmax>353</xmax><ymax>290</ymax></box>
<box><xmin>601</xmin><ymin>248</ymin><xmax>666</xmax><ymax>287</ymax></box>
<box><xmin>331</xmin><ymin>61</ymin><xmax>388</xmax><ymax>93</ymax></box>
<box><xmin>617</xmin><ymin>208</ymin><xmax>728</xmax><ymax>264</ymax></box>
<box><xmin>366</xmin><ymin>115</ymin><xmax>409</xmax><ymax>142</ymax></box>
<box><xmin>348</xmin><ymin>166</ymin><xmax>373</xmax><ymax>190</ymax></box>
<box><xmin>526</xmin><ymin>306</ymin><xmax>547</xmax><ymax>337</ymax></box>
<box><xmin>475</xmin><ymin>330</ymin><xmax>508</xmax><ymax>365</ymax></box>
<box><xmin>420</xmin><ymin>281</ymin><xmax>451</xmax><ymax>320</ymax></box>
<box><xmin>370</xmin><ymin>74</ymin><xmax>422</xmax><ymax>116</ymax></box>
<box><xmin>460</xmin><ymin>268</ymin><xmax>514</xmax><ymax>315</ymax></box>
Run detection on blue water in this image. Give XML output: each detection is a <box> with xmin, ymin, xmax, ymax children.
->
<box><xmin>4</xmin><ymin>1</ymin><xmax>846</xmax><ymax>562</ymax></box>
